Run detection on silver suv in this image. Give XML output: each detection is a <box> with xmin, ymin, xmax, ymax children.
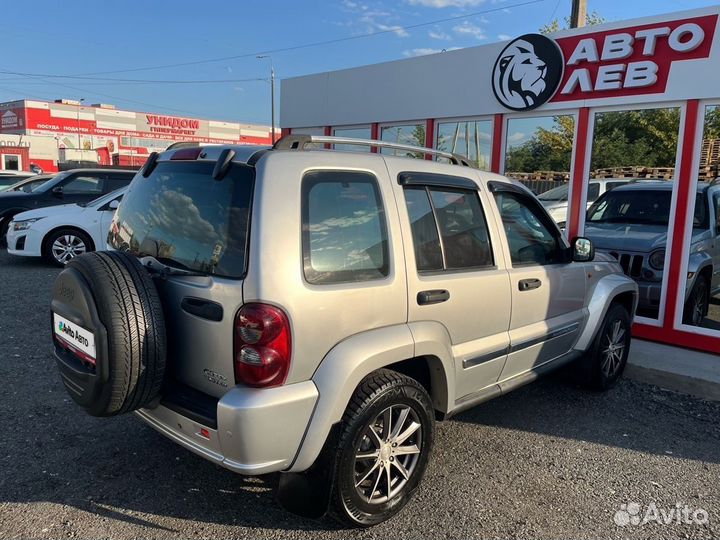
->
<box><xmin>585</xmin><ymin>181</ymin><xmax>720</xmax><ymax>325</ymax></box>
<box><xmin>49</xmin><ymin>136</ymin><xmax>638</xmax><ymax>527</ymax></box>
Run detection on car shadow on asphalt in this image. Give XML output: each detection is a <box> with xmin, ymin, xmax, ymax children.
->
<box><xmin>452</xmin><ymin>376</ymin><xmax>720</xmax><ymax>465</ymax></box>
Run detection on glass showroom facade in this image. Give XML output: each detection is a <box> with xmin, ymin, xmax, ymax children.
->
<box><xmin>282</xmin><ymin>7</ymin><xmax>720</xmax><ymax>354</ymax></box>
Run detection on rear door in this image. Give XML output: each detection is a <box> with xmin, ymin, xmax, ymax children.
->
<box><xmin>388</xmin><ymin>163</ymin><xmax>512</xmax><ymax>400</ymax></box>
<box><xmin>488</xmin><ymin>183</ymin><xmax>586</xmax><ymax>381</ymax></box>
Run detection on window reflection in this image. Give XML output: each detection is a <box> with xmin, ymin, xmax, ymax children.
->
<box><xmin>681</xmin><ymin>105</ymin><xmax>720</xmax><ymax>331</ymax></box>
<box><xmin>436</xmin><ymin>120</ymin><xmax>492</xmax><ymax>170</ymax></box>
<box><xmin>333</xmin><ymin>127</ymin><xmax>372</xmax><ymax>152</ymax></box>
<box><xmin>584</xmin><ymin>107</ymin><xmax>680</xmax><ymax>321</ymax></box>
<box><xmin>380</xmin><ymin>124</ymin><xmax>425</xmax><ymax>158</ymax></box>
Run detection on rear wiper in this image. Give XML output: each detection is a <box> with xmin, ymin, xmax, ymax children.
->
<box><xmin>139</xmin><ymin>255</ymin><xmax>207</xmax><ymax>278</ymax></box>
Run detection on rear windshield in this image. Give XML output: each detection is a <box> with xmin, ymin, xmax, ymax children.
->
<box><xmin>108</xmin><ymin>160</ymin><xmax>254</xmax><ymax>279</ymax></box>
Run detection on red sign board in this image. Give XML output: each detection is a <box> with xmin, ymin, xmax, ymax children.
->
<box><xmin>551</xmin><ymin>15</ymin><xmax>717</xmax><ymax>102</ymax></box>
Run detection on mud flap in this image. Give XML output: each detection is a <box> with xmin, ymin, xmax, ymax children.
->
<box><xmin>276</xmin><ymin>424</ymin><xmax>340</xmax><ymax>519</ymax></box>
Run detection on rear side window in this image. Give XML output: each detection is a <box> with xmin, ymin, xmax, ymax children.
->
<box><xmin>62</xmin><ymin>175</ymin><xmax>104</xmax><ymax>195</ymax></box>
<box><xmin>404</xmin><ymin>186</ymin><xmax>493</xmax><ymax>272</ymax></box>
<box><xmin>302</xmin><ymin>170</ymin><xmax>389</xmax><ymax>284</ymax></box>
<box><xmin>587</xmin><ymin>182</ymin><xmax>600</xmax><ymax>201</ymax></box>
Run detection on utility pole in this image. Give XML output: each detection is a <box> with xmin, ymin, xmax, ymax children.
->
<box><xmin>77</xmin><ymin>98</ymin><xmax>85</xmax><ymax>163</ymax></box>
<box><xmin>570</xmin><ymin>0</ymin><xmax>587</xmax><ymax>28</ymax></box>
<box><xmin>256</xmin><ymin>55</ymin><xmax>275</xmax><ymax>143</ymax></box>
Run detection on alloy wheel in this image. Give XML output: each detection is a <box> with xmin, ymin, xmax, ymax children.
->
<box><xmin>353</xmin><ymin>404</ymin><xmax>422</xmax><ymax>504</ymax></box>
<box><xmin>691</xmin><ymin>282</ymin><xmax>708</xmax><ymax>326</ymax></box>
<box><xmin>52</xmin><ymin>234</ymin><xmax>87</xmax><ymax>264</ymax></box>
<box><xmin>601</xmin><ymin>319</ymin><xmax>626</xmax><ymax>377</ymax></box>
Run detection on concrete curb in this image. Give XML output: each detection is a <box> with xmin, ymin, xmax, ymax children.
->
<box><xmin>626</xmin><ymin>339</ymin><xmax>720</xmax><ymax>401</ymax></box>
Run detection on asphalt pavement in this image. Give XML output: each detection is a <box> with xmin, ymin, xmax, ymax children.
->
<box><xmin>1</xmin><ymin>250</ymin><xmax>719</xmax><ymax>540</ymax></box>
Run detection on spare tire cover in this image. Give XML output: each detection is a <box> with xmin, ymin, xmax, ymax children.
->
<box><xmin>50</xmin><ymin>251</ymin><xmax>167</xmax><ymax>416</ymax></box>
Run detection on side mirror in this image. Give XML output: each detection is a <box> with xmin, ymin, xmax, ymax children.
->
<box><xmin>52</xmin><ymin>186</ymin><xmax>63</xmax><ymax>198</ymax></box>
<box><xmin>108</xmin><ymin>199</ymin><xmax>120</xmax><ymax>210</ymax></box>
<box><xmin>572</xmin><ymin>236</ymin><xmax>594</xmax><ymax>262</ymax></box>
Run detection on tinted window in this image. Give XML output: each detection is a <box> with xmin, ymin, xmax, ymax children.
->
<box><xmin>430</xmin><ymin>189</ymin><xmax>493</xmax><ymax>269</ymax></box>
<box><xmin>404</xmin><ymin>188</ymin><xmax>443</xmax><ymax>272</ymax></box>
<box><xmin>404</xmin><ymin>185</ymin><xmax>493</xmax><ymax>272</ymax></box>
<box><xmin>106</xmin><ymin>173</ymin><xmax>134</xmax><ymax>191</ymax></box>
<box><xmin>493</xmin><ymin>191</ymin><xmax>563</xmax><ymax>265</ymax></box>
<box><xmin>587</xmin><ymin>182</ymin><xmax>600</xmax><ymax>202</ymax></box>
<box><xmin>302</xmin><ymin>171</ymin><xmax>389</xmax><ymax>284</ymax></box>
<box><xmin>108</xmin><ymin>161</ymin><xmax>254</xmax><ymax>279</ymax></box>
<box><xmin>62</xmin><ymin>175</ymin><xmax>104</xmax><ymax>195</ymax></box>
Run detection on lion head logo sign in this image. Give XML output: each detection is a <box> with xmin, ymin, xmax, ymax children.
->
<box><xmin>492</xmin><ymin>34</ymin><xmax>564</xmax><ymax>111</ymax></box>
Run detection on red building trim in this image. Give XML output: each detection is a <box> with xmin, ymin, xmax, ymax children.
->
<box><xmin>663</xmin><ymin>99</ymin><xmax>700</xmax><ymax>328</ymax></box>
<box><xmin>280</xmin><ymin>127</ymin><xmax>291</xmax><ymax>138</ymax></box>
<box><xmin>567</xmin><ymin>107</ymin><xmax>590</xmax><ymax>240</ymax></box>
<box><xmin>370</xmin><ymin>123</ymin><xmax>379</xmax><ymax>153</ymax></box>
<box><xmin>425</xmin><ymin>119</ymin><xmax>435</xmax><ymax>160</ymax></box>
<box><xmin>490</xmin><ymin>114</ymin><xmax>504</xmax><ymax>173</ymax></box>
<box><xmin>324</xmin><ymin>126</ymin><xmax>332</xmax><ymax>149</ymax></box>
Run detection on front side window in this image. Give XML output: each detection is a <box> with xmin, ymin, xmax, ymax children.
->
<box><xmin>493</xmin><ymin>190</ymin><xmax>563</xmax><ymax>265</ymax></box>
<box><xmin>404</xmin><ymin>185</ymin><xmax>493</xmax><ymax>272</ymax></box>
<box><xmin>302</xmin><ymin>171</ymin><xmax>389</xmax><ymax>284</ymax></box>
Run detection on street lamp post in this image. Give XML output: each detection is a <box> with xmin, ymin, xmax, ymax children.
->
<box><xmin>256</xmin><ymin>55</ymin><xmax>275</xmax><ymax>143</ymax></box>
<box><xmin>77</xmin><ymin>98</ymin><xmax>85</xmax><ymax>163</ymax></box>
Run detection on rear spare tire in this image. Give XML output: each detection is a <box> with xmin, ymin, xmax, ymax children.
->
<box><xmin>50</xmin><ymin>251</ymin><xmax>166</xmax><ymax>416</ymax></box>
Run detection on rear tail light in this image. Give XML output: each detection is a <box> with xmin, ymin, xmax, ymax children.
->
<box><xmin>233</xmin><ymin>303</ymin><xmax>291</xmax><ymax>388</ymax></box>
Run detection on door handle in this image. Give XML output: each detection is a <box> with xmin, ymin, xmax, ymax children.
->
<box><xmin>518</xmin><ymin>278</ymin><xmax>542</xmax><ymax>291</ymax></box>
<box><xmin>417</xmin><ymin>289</ymin><xmax>450</xmax><ymax>305</ymax></box>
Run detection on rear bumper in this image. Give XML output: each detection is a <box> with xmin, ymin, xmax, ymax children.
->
<box><xmin>135</xmin><ymin>380</ymin><xmax>319</xmax><ymax>475</ymax></box>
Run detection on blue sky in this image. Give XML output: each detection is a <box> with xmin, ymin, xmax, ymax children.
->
<box><xmin>0</xmin><ymin>0</ymin><xmax>716</xmax><ymax>125</ymax></box>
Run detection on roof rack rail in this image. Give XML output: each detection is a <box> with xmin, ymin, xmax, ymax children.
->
<box><xmin>166</xmin><ymin>141</ymin><xmax>200</xmax><ymax>151</ymax></box>
<box><xmin>273</xmin><ymin>134</ymin><xmax>476</xmax><ymax>168</ymax></box>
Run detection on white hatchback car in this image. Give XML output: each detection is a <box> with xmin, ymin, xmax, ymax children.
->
<box><xmin>6</xmin><ymin>187</ymin><xmax>125</xmax><ymax>266</ymax></box>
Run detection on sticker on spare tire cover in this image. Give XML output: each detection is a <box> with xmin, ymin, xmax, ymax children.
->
<box><xmin>53</xmin><ymin>313</ymin><xmax>96</xmax><ymax>363</ymax></box>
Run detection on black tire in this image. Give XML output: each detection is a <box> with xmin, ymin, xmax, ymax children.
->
<box><xmin>43</xmin><ymin>228</ymin><xmax>95</xmax><ymax>267</ymax></box>
<box><xmin>53</xmin><ymin>251</ymin><xmax>166</xmax><ymax>416</ymax></box>
<box><xmin>682</xmin><ymin>277</ymin><xmax>709</xmax><ymax>327</ymax></box>
<box><xmin>329</xmin><ymin>369</ymin><xmax>434</xmax><ymax>527</ymax></box>
<box><xmin>0</xmin><ymin>215</ymin><xmax>11</xmax><ymax>248</ymax></box>
<box><xmin>583</xmin><ymin>303</ymin><xmax>632</xmax><ymax>391</ymax></box>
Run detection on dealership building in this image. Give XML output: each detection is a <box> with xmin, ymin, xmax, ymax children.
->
<box><xmin>281</xmin><ymin>5</ymin><xmax>720</xmax><ymax>357</ymax></box>
<box><xmin>0</xmin><ymin>99</ymin><xmax>274</xmax><ymax>172</ymax></box>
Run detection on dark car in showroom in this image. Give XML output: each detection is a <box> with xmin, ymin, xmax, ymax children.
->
<box><xmin>585</xmin><ymin>181</ymin><xmax>720</xmax><ymax>325</ymax></box>
<box><xmin>0</xmin><ymin>168</ymin><xmax>136</xmax><ymax>246</ymax></box>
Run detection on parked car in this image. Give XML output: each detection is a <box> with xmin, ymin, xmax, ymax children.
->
<box><xmin>0</xmin><ymin>168</ymin><xmax>135</xmax><ymax>246</ymax></box>
<box><xmin>539</xmin><ymin>178</ymin><xmax>633</xmax><ymax>226</ymax></box>
<box><xmin>0</xmin><ymin>171</ymin><xmax>35</xmax><ymax>192</ymax></box>
<box><xmin>6</xmin><ymin>187</ymin><xmax>126</xmax><ymax>266</ymax></box>
<box><xmin>50</xmin><ymin>137</ymin><xmax>638</xmax><ymax>527</ymax></box>
<box><xmin>585</xmin><ymin>181</ymin><xmax>720</xmax><ymax>325</ymax></box>
<box><xmin>4</xmin><ymin>174</ymin><xmax>54</xmax><ymax>193</ymax></box>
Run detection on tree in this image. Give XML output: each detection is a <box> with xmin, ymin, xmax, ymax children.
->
<box><xmin>540</xmin><ymin>11</ymin><xmax>605</xmax><ymax>34</ymax></box>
